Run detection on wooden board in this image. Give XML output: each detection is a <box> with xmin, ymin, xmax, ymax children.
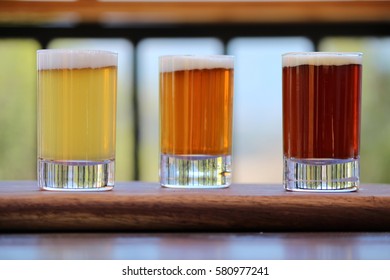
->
<box><xmin>0</xmin><ymin>181</ymin><xmax>390</xmax><ymax>232</ymax></box>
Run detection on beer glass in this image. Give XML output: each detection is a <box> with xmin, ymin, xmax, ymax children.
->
<box><xmin>283</xmin><ymin>52</ymin><xmax>362</xmax><ymax>192</ymax></box>
<box><xmin>159</xmin><ymin>55</ymin><xmax>234</xmax><ymax>188</ymax></box>
<box><xmin>37</xmin><ymin>49</ymin><xmax>118</xmax><ymax>191</ymax></box>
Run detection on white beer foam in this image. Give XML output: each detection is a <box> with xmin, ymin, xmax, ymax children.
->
<box><xmin>37</xmin><ymin>49</ymin><xmax>118</xmax><ymax>70</ymax></box>
<box><xmin>160</xmin><ymin>55</ymin><xmax>234</xmax><ymax>72</ymax></box>
<box><xmin>283</xmin><ymin>52</ymin><xmax>362</xmax><ymax>67</ymax></box>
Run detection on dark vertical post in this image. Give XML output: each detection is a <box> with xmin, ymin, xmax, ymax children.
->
<box><xmin>132</xmin><ymin>40</ymin><xmax>140</xmax><ymax>180</ymax></box>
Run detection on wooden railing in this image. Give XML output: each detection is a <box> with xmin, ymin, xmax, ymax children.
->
<box><xmin>1</xmin><ymin>1</ymin><xmax>390</xmax><ymax>25</ymax></box>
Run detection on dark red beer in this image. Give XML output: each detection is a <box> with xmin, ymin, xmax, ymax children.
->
<box><xmin>283</xmin><ymin>54</ymin><xmax>362</xmax><ymax>159</ymax></box>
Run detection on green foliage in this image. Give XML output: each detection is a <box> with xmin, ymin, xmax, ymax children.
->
<box><xmin>0</xmin><ymin>39</ymin><xmax>39</xmax><ymax>179</ymax></box>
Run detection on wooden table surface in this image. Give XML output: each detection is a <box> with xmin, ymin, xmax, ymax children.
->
<box><xmin>1</xmin><ymin>181</ymin><xmax>390</xmax><ymax>232</ymax></box>
<box><xmin>1</xmin><ymin>181</ymin><xmax>390</xmax><ymax>260</ymax></box>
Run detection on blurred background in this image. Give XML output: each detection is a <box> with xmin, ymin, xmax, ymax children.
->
<box><xmin>0</xmin><ymin>0</ymin><xmax>390</xmax><ymax>184</ymax></box>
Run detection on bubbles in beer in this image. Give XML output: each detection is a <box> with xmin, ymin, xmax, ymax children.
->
<box><xmin>160</xmin><ymin>55</ymin><xmax>234</xmax><ymax>72</ymax></box>
<box><xmin>37</xmin><ymin>49</ymin><xmax>118</xmax><ymax>70</ymax></box>
<box><xmin>282</xmin><ymin>52</ymin><xmax>362</xmax><ymax>67</ymax></box>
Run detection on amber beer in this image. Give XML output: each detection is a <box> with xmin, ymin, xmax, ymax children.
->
<box><xmin>283</xmin><ymin>52</ymin><xmax>362</xmax><ymax>191</ymax></box>
<box><xmin>37</xmin><ymin>50</ymin><xmax>118</xmax><ymax>191</ymax></box>
<box><xmin>160</xmin><ymin>55</ymin><xmax>234</xmax><ymax>188</ymax></box>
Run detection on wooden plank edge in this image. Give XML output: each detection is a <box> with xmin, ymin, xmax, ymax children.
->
<box><xmin>1</xmin><ymin>184</ymin><xmax>389</xmax><ymax>232</ymax></box>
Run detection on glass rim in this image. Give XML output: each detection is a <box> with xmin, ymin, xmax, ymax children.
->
<box><xmin>159</xmin><ymin>54</ymin><xmax>234</xmax><ymax>59</ymax></box>
<box><xmin>159</xmin><ymin>55</ymin><xmax>234</xmax><ymax>72</ymax></box>
<box><xmin>37</xmin><ymin>49</ymin><xmax>118</xmax><ymax>56</ymax></box>
<box><xmin>282</xmin><ymin>52</ymin><xmax>362</xmax><ymax>57</ymax></box>
<box><xmin>37</xmin><ymin>49</ymin><xmax>118</xmax><ymax>70</ymax></box>
<box><xmin>282</xmin><ymin>52</ymin><xmax>362</xmax><ymax>66</ymax></box>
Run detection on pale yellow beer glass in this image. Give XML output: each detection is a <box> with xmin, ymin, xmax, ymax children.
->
<box><xmin>37</xmin><ymin>50</ymin><xmax>118</xmax><ymax>191</ymax></box>
<box><xmin>159</xmin><ymin>55</ymin><xmax>234</xmax><ymax>188</ymax></box>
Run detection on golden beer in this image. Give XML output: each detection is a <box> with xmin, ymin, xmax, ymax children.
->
<box><xmin>37</xmin><ymin>50</ymin><xmax>118</xmax><ymax>191</ymax></box>
<box><xmin>38</xmin><ymin>67</ymin><xmax>117</xmax><ymax>160</ymax></box>
<box><xmin>159</xmin><ymin>55</ymin><xmax>234</xmax><ymax>188</ymax></box>
<box><xmin>160</xmin><ymin>68</ymin><xmax>233</xmax><ymax>155</ymax></box>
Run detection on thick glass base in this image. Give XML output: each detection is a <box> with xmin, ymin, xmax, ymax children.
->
<box><xmin>38</xmin><ymin>159</ymin><xmax>114</xmax><ymax>191</ymax></box>
<box><xmin>160</xmin><ymin>154</ymin><xmax>232</xmax><ymax>188</ymax></box>
<box><xmin>284</xmin><ymin>157</ymin><xmax>359</xmax><ymax>192</ymax></box>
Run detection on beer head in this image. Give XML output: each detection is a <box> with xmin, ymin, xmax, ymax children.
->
<box><xmin>282</xmin><ymin>52</ymin><xmax>362</xmax><ymax>67</ymax></box>
<box><xmin>159</xmin><ymin>55</ymin><xmax>234</xmax><ymax>73</ymax></box>
<box><xmin>37</xmin><ymin>49</ymin><xmax>118</xmax><ymax>70</ymax></box>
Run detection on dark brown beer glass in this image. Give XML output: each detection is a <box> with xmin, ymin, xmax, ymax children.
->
<box><xmin>283</xmin><ymin>52</ymin><xmax>362</xmax><ymax>192</ymax></box>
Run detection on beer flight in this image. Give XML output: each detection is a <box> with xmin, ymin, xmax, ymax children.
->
<box><xmin>36</xmin><ymin>50</ymin><xmax>362</xmax><ymax>193</ymax></box>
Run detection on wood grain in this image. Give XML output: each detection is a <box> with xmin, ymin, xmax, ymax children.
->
<box><xmin>0</xmin><ymin>1</ymin><xmax>390</xmax><ymax>24</ymax></box>
<box><xmin>0</xmin><ymin>181</ymin><xmax>389</xmax><ymax>232</ymax></box>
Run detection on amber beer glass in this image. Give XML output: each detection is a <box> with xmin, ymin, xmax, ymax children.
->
<box><xmin>283</xmin><ymin>52</ymin><xmax>362</xmax><ymax>192</ymax></box>
<box><xmin>37</xmin><ymin>50</ymin><xmax>118</xmax><ymax>191</ymax></box>
<box><xmin>160</xmin><ymin>55</ymin><xmax>234</xmax><ymax>188</ymax></box>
